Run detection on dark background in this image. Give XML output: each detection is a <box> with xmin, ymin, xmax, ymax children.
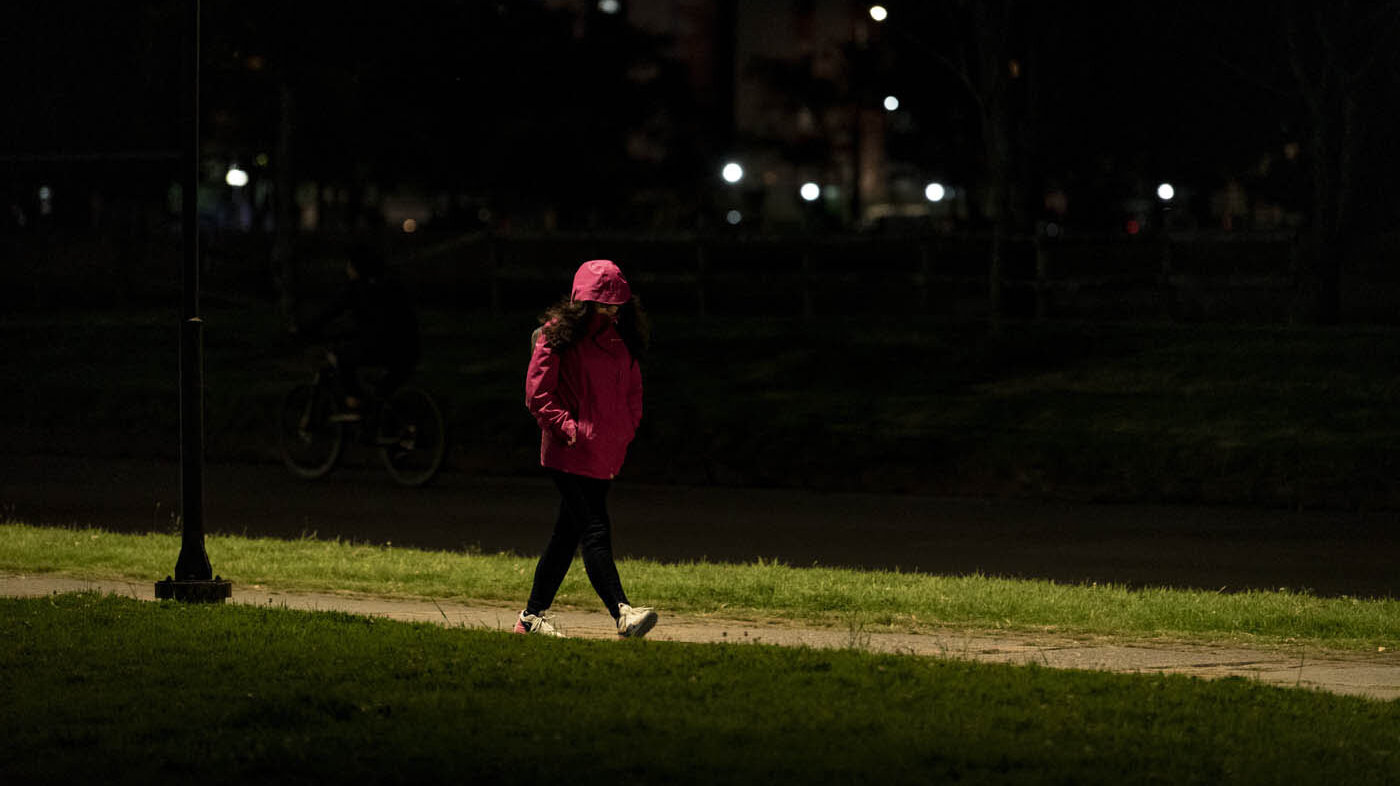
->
<box><xmin>2</xmin><ymin>1</ymin><xmax>1399</xmax><ymax>529</ymax></box>
<box><xmin>5</xmin><ymin>2</ymin><xmax>1398</xmax><ymax>250</ymax></box>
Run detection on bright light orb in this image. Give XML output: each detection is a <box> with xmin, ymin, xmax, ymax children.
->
<box><xmin>721</xmin><ymin>162</ymin><xmax>744</xmax><ymax>183</ymax></box>
<box><xmin>598</xmin><ymin>0</ymin><xmax>621</xmax><ymax>14</ymax></box>
<box><xmin>869</xmin><ymin>5</ymin><xmax>888</xmax><ymax>22</ymax></box>
<box><xmin>1156</xmin><ymin>182</ymin><xmax>1175</xmax><ymax>201</ymax></box>
<box><xmin>924</xmin><ymin>182</ymin><xmax>946</xmax><ymax>203</ymax></box>
<box><xmin>225</xmin><ymin>166</ymin><xmax>249</xmax><ymax>188</ymax></box>
<box><xmin>883</xmin><ymin>95</ymin><xmax>899</xmax><ymax>111</ymax></box>
<box><xmin>726</xmin><ymin>210</ymin><xmax>743</xmax><ymax>225</ymax></box>
<box><xmin>800</xmin><ymin>182</ymin><xmax>821</xmax><ymax>202</ymax></box>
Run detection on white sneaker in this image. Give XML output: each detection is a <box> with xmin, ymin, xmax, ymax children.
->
<box><xmin>513</xmin><ymin>610</ymin><xmax>566</xmax><ymax>638</ymax></box>
<box><xmin>616</xmin><ymin>603</ymin><xmax>658</xmax><ymax>639</ymax></box>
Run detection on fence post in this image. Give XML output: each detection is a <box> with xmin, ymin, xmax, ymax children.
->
<box><xmin>917</xmin><ymin>243</ymin><xmax>931</xmax><ymax>313</ymax></box>
<box><xmin>1034</xmin><ymin>228</ymin><xmax>1050</xmax><ymax>321</ymax></box>
<box><xmin>695</xmin><ymin>242</ymin><xmax>707</xmax><ymax>319</ymax></box>
<box><xmin>1159</xmin><ymin>229</ymin><xmax>1178</xmax><ymax>320</ymax></box>
<box><xmin>489</xmin><ymin>239</ymin><xmax>501</xmax><ymax>316</ymax></box>
<box><xmin>801</xmin><ymin>248</ymin><xmax>814</xmax><ymax>319</ymax></box>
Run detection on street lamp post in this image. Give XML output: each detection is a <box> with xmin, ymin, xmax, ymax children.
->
<box><xmin>1156</xmin><ymin>182</ymin><xmax>1179</xmax><ymax>321</ymax></box>
<box><xmin>155</xmin><ymin>0</ymin><xmax>231</xmax><ymax>604</ymax></box>
<box><xmin>719</xmin><ymin>161</ymin><xmax>747</xmax><ymax>226</ymax></box>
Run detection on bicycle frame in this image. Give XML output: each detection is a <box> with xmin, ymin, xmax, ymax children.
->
<box><xmin>279</xmin><ymin>355</ymin><xmax>445</xmax><ymax>487</ymax></box>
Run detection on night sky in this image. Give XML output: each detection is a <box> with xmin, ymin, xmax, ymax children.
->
<box><xmin>3</xmin><ymin>1</ymin><xmax>1398</xmax><ymax>234</ymax></box>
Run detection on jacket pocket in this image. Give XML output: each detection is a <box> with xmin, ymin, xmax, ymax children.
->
<box><xmin>575</xmin><ymin>418</ymin><xmax>595</xmax><ymax>442</ymax></box>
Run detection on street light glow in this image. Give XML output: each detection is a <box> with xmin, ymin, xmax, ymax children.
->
<box><xmin>800</xmin><ymin>182</ymin><xmax>820</xmax><ymax>202</ymax></box>
<box><xmin>1157</xmin><ymin>182</ymin><xmax>1175</xmax><ymax>201</ymax></box>
<box><xmin>883</xmin><ymin>95</ymin><xmax>899</xmax><ymax>111</ymax></box>
<box><xmin>924</xmin><ymin>182</ymin><xmax>946</xmax><ymax>203</ymax></box>
<box><xmin>225</xmin><ymin>166</ymin><xmax>249</xmax><ymax>188</ymax></box>
<box><xmin>722</xmin><ymin>162</ymin><xmax>744</xmax><ymax>183</ymax></box>
<box><xmin>869</xmin><ymin>5</ymin><xmax>888</xmax><ymax>22</ymax></box>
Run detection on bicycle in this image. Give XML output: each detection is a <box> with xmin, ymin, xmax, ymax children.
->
<box><xmin>277</xmin><ymin>353</ymin><xmax>447</xmax><ymax>487</ymax></box>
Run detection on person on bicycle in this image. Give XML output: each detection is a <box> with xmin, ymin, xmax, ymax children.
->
<box><xmin>295</xmin><ymin>243</ymin><xmax>420</xmax><ymax>422</ymax></box>
<box><xmin>515</xmin><ymin>259</ymin><xmax>658</xmax><ymax>639</ymax></box>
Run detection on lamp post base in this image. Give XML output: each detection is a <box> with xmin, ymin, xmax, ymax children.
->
<box><xmin>155</xmin><ymin>576</ymin><xmax>233</xmax><ymax>603</ymax></box>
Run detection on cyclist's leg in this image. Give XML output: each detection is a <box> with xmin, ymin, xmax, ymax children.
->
<box><xmin>333</xmin><ymin>341</ymin><xmax>367</xmax><ymax>409</ymax></box>
<box><xmin>363</xmin><ymin>359</ymin><xmax>415</xmax><ymax>444</ymax></box>
<box><xmin>372</xmin><ymin>361</ymin><xmax>416</xmax><ymax>401</ymax></box>
<box><xmin>364</xmin><ymin>336</ymin><xmax>417</xmax><ymax>400</ymax></box>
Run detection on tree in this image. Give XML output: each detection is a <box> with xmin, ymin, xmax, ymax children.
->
<box><xmin>199</xmin><ymin>0</ymin><xmax>691</xmax><ymax>310</ymax></box>
<box><xmin>882</xmin><ymin>0</ymin><xmax>1032</xmax><ymax>330</ymax></box>
<box><xmin>1281</xmin><ymin>0</ymin><xmax>1400</xmax><ymax>324</ymax></box>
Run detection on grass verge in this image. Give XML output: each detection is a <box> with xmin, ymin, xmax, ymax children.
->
<box><xmin>5</xmin><ymin>307</ymin><xmax>1400</xmax><ymax>508</ymax></box>
<box><xmin>2</xmin><ymin>523</ymin><xmax>1396</xmax><ymax>652</ymax></box>
<box><xmin>2</xmin><ymin>592</ymin><xmax>1397</xmax><ymax>785</ymax></box>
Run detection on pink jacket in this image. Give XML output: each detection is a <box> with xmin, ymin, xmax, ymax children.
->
<box><xmin>525</xmin><ymin>262</ymin><xmax>643</xmax><ymax>479</ymax></box>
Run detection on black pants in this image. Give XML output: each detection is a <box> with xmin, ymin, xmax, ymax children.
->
<box><xmin>526</xmin><ymin>470</ymin><xmax>630</xmax><ymax>620</ymax></box>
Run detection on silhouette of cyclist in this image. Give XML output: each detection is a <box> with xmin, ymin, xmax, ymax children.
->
<box><xmin>295</xmin><ymin>244</ymin><xmax>420</xmax><ymax>422</ymax></box>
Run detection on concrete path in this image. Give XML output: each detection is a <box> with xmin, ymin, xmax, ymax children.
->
<box><xmin>4</xmin><ymin>573</ymin><xmax>1396</xmax><ymax>702</ymax></box>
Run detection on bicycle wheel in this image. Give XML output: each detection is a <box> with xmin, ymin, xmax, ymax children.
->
<box><xmin>376</xmin><ymin>387</ymin><xmax>447</xmax><ymax>487</ymax></box>
<box><xmin>278</xmin><ymin>383</ymin><xmax>344</xmax><ymax>479</ymax></box>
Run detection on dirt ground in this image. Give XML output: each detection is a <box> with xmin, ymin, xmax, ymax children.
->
<box><xmin>3</xmin><ymin>454</ymin><xmax>1397</xmax><ymax>599</ymax></box>
<box><xmin>3</xmin><ymin>572</ymin><xmax>1397</xmax><ymax>702</ymax></box>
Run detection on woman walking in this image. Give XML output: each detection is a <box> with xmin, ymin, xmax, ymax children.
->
<box><xmin>515</xmin><ymin>259</ymin><xmax>658</xmax><ymax>639</ymax></box>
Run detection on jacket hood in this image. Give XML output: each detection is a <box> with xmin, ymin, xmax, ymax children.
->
<box><xmin>571</xmin><ymin>259</ymin><xmax>632</xmax><ymax>305</ymax></box>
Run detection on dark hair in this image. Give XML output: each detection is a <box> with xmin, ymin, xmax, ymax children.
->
<box><xmin>539</xmin><ymin>297</ymin><xmax>650</xmax><ymax>362</ymax></box>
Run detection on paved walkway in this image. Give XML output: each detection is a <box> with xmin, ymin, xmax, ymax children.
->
<box><xmin>4</xmin><ymin>573</ymin><xmax>1396</xmax><ymax>702</ymax></box>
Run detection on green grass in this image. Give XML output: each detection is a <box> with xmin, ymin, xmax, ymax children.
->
<box><xmin>3</xmin><ymin>523</ymin><xmax>1396</xmax><ymax>652</ymax></box>
<box><xmin>2</xmin><ymin>592</ymin><xmax>1397</xmax><ymax>785</ymax></box>
<box><xmin>4</xmin><ymin>307</ymin><xmax>1399</xmax><ymax>508</ymax></box>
